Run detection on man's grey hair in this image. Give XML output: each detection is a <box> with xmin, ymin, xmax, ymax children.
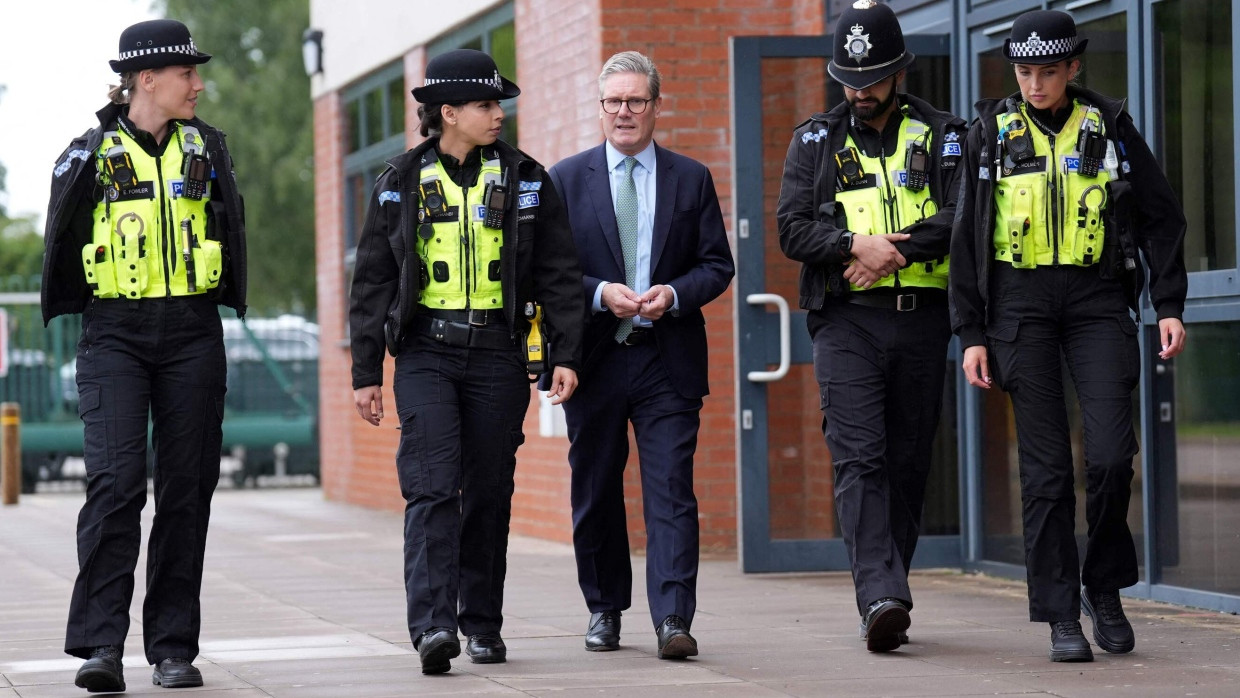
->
<box><xmin>598</xmin><ymin>51</ymin><xmax>661</xmax><ymax>100</ymax></box>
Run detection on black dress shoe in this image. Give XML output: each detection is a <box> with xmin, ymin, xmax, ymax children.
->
<box><xmin>655</xmin><ymin>615</ymin><xmax>698</xmax><ymax>659</ymax></box>
<box><xmin>152</xmin><ymin>657</ymin><xmax>203</xmax><ymax>688</ymax></box>
<box><xmin>1049</xmin><ymin>620</ymin><xmax>1094</xmax><ymax>662</ymax></box>
<box><xmin>465</xmin><ymin>632</ymin><xmax>507</xmax><ymax>664</ymax></box>
<box><xmin>415</xmin><ymin>627</ymin><xmax>461</xmax><ymax>674</ymax></box>
<box><xmin>1081</xmin><ymin>586</ymin><xmax>1135</xmax><ymax>654</ymax></box>
<box><xmin>858</xmin><ymin>621</ymin><xmax>909</xmax><ymax>645</ymax></box>
<box><xmin>74</xmin><ymin>646</ymin><xmax>125</xmax><ymax>693</ymax></box>
<box><xmin>862</xmin><ymin>598</ymin><xmax>911</xmax><ymax>653</ymax></box>
<box><xmin>585</xmin><ymin>611</ymin><xmax>621</xmax><ymax>651</ymax></box>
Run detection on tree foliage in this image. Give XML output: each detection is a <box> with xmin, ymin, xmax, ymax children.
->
<box><xmin>0</xmin><ymin>88</ymin><xmax>43</xmax><ymax>287</ymax></box>
<box><xmin>158</xmin><ymin>0</ymin><xmax>315</xmax><ymax>316</ymax></box>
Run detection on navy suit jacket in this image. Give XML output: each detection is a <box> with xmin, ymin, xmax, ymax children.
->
<box><xmin>548</xmin><ymin>142</ymin><xmax>734</xmax><ymax>399</ymax></box>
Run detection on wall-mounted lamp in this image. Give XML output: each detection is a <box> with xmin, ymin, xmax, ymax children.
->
<box><xmin>302</xmin><ymin>28</ymin><xmax>324</xmax><ymax>76</ymax></box>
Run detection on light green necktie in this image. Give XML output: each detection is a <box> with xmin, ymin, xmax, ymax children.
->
<box><xmin>615</xmin><ymin>156</ymin><xmax>638</xmax><ymax>342</ymax></box>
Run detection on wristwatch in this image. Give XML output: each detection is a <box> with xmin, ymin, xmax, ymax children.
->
<box><xmin>839</xmin><ymin>231</ymin><xmax>854</xmax><ymax>261</ymax></box>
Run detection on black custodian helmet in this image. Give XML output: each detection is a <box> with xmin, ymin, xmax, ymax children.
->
<box><xmin>1003</xmin><ymin>10</ymin><xmax>1088</xmax><ymax>65</ymax></box>
<box><xmin>828</xmin><ymin>1</ymin><xmax>915</xmax><ymax>90</ymax></box>
<box><xmin>411</xmin><ymin>49</ymin><xmax>521</xmax><ymax>104</ymax></box>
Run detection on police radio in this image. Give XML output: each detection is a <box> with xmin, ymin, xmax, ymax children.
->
<box><xmin>834</xmin><ymin>147</ymin><xmax>866</xmax><ymax>189</ymax></box>
<box><xmin>904</xmin><ymin>138</ymin><xmax>929</xmax><ymax>191</ymax></box>
<box><xmin>180</xmin><ymin>153</ymin><xmax>210</xmax><ymax>200</ymax></box>
<box><xmin>1076</xmin><ymin>110</ymin><xmax>1105</xmax><ymax>178</ymax></box>
<box><xmin>482</xmin><ymin>172</ymin><xmax>508</xmax><ymax>229</ymax></box>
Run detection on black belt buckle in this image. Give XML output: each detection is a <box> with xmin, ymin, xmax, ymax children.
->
<box><xmin>468</xmin><ymin>308</ymin><xmax>489</xmax><ymax>326</ymax></box>
<box><xmin>623</xmin><ymin>328</ymin><xmax>651</xmax><ymax>346</ymax></box>
<box><xmin>896</xmin><ymin>293</ymin><xmax>917</xmax><ymax>312</ymax></box>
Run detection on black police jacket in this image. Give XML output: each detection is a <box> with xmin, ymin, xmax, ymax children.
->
<box><xmin>776</xmin><ymin>93</ymin><xmax>968</xmax><ymax>310</ymax></box>
<box><xmin>949</xmin><ymin>87</ymin><xmax>1189</xmax><ymax>349</ymax></box>
<box><xmin>348</xmin><ymin>138</ymin><xmax>585</xmax><ymax>390</ymax></box>
<box><xmin>41</xmin><ymin>102</ymin><xmax>247</xmax><ymax>324</ymax></box>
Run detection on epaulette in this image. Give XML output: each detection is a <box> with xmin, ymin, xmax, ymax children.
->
<box><xmin>794</xmin><ymin>112</ymin><xmax>831</xmax><ymax>130</ymax></box>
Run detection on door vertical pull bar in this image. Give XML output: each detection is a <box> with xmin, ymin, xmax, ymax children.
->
<box><xmin>746</xmin><ymin>293</ymin><xmax>790</xmax><ymax>382</ymax></box>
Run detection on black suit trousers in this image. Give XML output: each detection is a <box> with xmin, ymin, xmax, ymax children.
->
<box><xmin>810</xmin><ymin>300</ymin><xmax>951</xmax><ymax>615</ymax></box>
<box><xmin>987</xmin><ymin>263</ymin><xmax>1141</xmax><ymax>622</ymax></box>
<box><xmin>563</xmin><ymin>339</ymin><xmax>703</xmax><ymax>629</ymax></box>
<box><xmin>66</xmin><ymin>296</ymin><xmax>226</xmax><ymax>665</ymax></box>
<box><xmin>391</xmin><ymin>334</ymin><xmax>530</xmax><ymax>642</ymax></box>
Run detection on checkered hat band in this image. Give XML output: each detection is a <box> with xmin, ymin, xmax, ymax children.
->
<box><xmin>424</xmin><ymin>76</ymin><xmax>502</xmax><ymax>90</ymax></box>
<box><xmin>117</xmin><ymin>41</ymin><xmax>199</xmax><ymax>61</ymax></box>
<box><xmin>1008</xmin><ymin>36</ymin><xmax>1078</xmax><ymax>58</ymax></box>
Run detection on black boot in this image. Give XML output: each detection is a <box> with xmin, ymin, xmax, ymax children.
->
<box><xmin>1049</xmin><ymin>620</ymin><xmax>1094</xmax><ymax>662</ymax></box>
<box><xmin>1082</xmin><ymin>587</ymin><xmax>1135</xmax><ymax>654</ymax></box>
<box><xmin>465</xmin><ymin>632</ymin><xmax>507</xmax><ymax>664</ymax></box>
<box><xmin>415</xmin><ymin>627</ymin><xmax>461</xmax><ymax>675</ymax></box>
<box><xmin>152</xmin><ymin>658</ymin><xmax>203</xmax><ymax>688</ymax></box>
<box><xmin>74</xmin><ymin>646</ymin><xmax>125</xmax><ymax>693</ymax></box>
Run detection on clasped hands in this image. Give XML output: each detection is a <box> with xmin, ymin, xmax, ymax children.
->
<box><xmin>842</xmin><ymin>232</ymin><xmax>910</xmax><ymax>289</ymax></box>
<box><xmin>602</xmin><ymin>282</ymin><xmax>674</xmax><ymax>321</ymax></box>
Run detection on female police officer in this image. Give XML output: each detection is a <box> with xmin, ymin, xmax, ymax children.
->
<box><xmin>950</xmin><ymin>10</ymin><xmax>1187</xmax><ymax>663</ymax></box>
<box><xmin>42</xmin><ymin>19</ymin><xmax>246</xmax><ymax>693</ymax></box>
<box><xmin>349</xmin><ymin>49</ymin><xmax>584</xmax><ymax>674</ymax></box>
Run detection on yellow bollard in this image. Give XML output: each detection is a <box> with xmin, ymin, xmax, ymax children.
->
<box><xmin>1</xmin><ymin>402</ymin><xmax>19</xmax><ymax>505</ymax></box>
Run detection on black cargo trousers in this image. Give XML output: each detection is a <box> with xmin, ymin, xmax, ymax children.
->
<box><xmin>809</xmin><ymin>294</ymin><xmax>952</xmax><ymax>615</ymax></box>
<box><xmin>66</xmin><ymin>295</ymin><xmax>227</xmax><ymax>665</ymax></box>
<box><xmin>986</xmin><ymin>263</ymin><xmax>1141</xmax><ymax>622</ymax></box>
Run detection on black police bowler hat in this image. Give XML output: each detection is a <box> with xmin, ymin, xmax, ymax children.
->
<box><xmin>110</xmin><ymin>19</ymin><xmax>211</xmax><ymax>73</ymax></box>
<box><xmin>411</xmin><ymin>49</ymin><xmax>521</xmax><ymax>104</ymax></box>
<box><xmin>828</xmin><ymin>1</ymin><xmax>916</xmax><ymax>90</ymax></box>
<box><xmin>1003</xmin><ymin>10</ymin><xmax>1088</xmax><ymax>65</ymax></box>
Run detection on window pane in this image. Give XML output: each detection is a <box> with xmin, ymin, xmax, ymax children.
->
<box><xmin>1158</xmin><ymin>321</ymin><xmax>1240</xmax><ymax>593</ymax></box>
<box><xmin>490</xmin><ymin>22</ymin><xmax>515</xmax><ymax>83</ymax></box>
<box><xmin>1155</xmin><ymin>0</ymin><xmax>1235</xmax><ymax>272</ymax></box>
<box><xmin>345</xmin><ymin>171</ymin><xmax>368</xmax><ymax>252</ymax></box>
<box><xmin>387</xmin><ymin>77</ymin><xmax>406</xmax><ymax>142</ymax></box>
<box><xmin>346</xmin><ymin>99</ymin><xmax>362</xmax><ymax>153</ymax></box>
<box><xmin>365</xmin><ymin>87</ymin><xmax>384</xmax><ymax>147</ymax></box>
<box><xmin>461</xmin><ymin>37</ymin><xmax>482</xmax><ymax>51</ymax></box>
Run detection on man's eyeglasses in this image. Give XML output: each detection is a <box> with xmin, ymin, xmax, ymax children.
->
<box><xmin>600</xmin><ymin>98</ymin><xmax>651</xmax><ymax>114</ymax></box>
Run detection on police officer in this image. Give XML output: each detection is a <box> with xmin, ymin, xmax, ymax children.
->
<box><xmin>777</xmin><ymin>0</ymin><xmax>967</xmax><ymax>653</ymax></box>
<box><xmin>950</xmin><ymin>10</ymin><xmax>1188</xmax><ymax>662</ymax></box>
<box><xmin>42</xmin><ymin>19</ymin><xmax>245</xmax><ymax>693</ymax></box>
<box><xmin>349</xmin><ymin>49</ymin><xmax>584</xmax><ymax>675</ymax></box>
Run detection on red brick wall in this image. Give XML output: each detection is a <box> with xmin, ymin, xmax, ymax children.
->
<box><xmin>316</xmin><ymin>0</ymin><xmax>827</xmax><ymax>555</ymax></box>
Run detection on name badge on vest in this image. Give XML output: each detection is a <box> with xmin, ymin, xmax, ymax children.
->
<box><xmin>109</xmin><ymin>180</ymin><xmax>155</xmax><ymax>202</ymax></box>
<box><xmin>419</xmin><ymin>206</ymin><xmax>459</xmax><ymax>223</ymax></box>
<box><xmin>1001</xmin><ymin>155</ymin><xmax>1046</xmax><ymax>178</ymax></box>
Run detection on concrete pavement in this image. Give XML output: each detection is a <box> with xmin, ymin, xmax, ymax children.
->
<box><xmin>2</xmin><ymin>488</ymin><xmax>1239</xmax><ymax>697</ymax></box>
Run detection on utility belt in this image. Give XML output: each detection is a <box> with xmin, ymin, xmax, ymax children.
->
<box><xmin>842</xmin><ymin>288</ymin><xmax>947</xmax><ymax>312</ymax></box>
<box><xmin>412</xmin><ymin>312</ymin><xmax>514</xmax><ymax>350</ymax></box>
<box><xmin>423</xmin><ymin>307</ymin><xmax>507</xmax><ymax>327</ymax></box>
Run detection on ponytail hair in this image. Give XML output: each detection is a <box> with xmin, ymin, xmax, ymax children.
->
<box><xmin>108</xmin><ymin>72</ymin><xmax>137</xmax><ymax>104</ymax></box>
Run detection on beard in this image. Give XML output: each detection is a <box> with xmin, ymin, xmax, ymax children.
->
<box><xmin>848</xmin><ymin>80</ymin><xmax>898</xmax><ymax>123</ymax></box>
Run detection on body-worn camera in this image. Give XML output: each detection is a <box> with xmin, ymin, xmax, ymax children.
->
<box><xmin>1002</xmin><ymin>118</ymin><xmax>1035</xmax><ymax>169</ymax></box>
<box><xmin>104</xmin><ymin>152</ymin><xmax>138</xmax><ymax>191</ymax></box>
<box><xmin>834</xmin><ymin>147</ymin><xmax>866</xmax><ymax>189</ymax></box>
<box><xmin>904</xmin><ymin>140</ymin><xmax>929</xmax><ymax>191</ymax></box>
<box><xmin>419</xmin><ymin>179</ymin><xmax>449</xmax><ymax>239</ymax></box>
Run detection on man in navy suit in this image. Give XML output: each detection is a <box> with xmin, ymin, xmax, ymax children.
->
<box><xmin>548</xmin><ymin>51</ymin><xmax>734</xmax><ymax>660</ymax></box>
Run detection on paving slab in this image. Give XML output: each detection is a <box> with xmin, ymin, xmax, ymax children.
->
<box><xmin>2</xmin><ymin>488</ymin><xmax>1239</xmax><ymax>697</ymax></box>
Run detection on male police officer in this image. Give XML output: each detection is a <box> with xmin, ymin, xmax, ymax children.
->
<box><xmin>776</xmin><ymin>0</ymin><xmax>966</xmax><ymax>652</ymax></box>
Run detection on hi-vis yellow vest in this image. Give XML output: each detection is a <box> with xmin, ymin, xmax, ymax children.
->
<box><xmin>836</xmin><ymin>114</ymin><xmax>947</xmax><ymax>291</ymax></box>
<box><xmin>993</xmin><ymin>100</ymin><xmax>1116</xmax><ymax>268</ymax></box>
<box><xmin>85</xmin><ymin>123</ymin><xmax>221</xmax><ymax>299</ymax></box>
<box><xmin>417</xmin><ymin>156</ymin><xmax>504</xmax><ymax>310</ymax></box>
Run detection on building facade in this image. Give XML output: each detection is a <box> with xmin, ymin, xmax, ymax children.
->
<box><xmin>310</xmin><ymin>0</ymin><xmax>1240</xmax><ymax>614</ymax></box>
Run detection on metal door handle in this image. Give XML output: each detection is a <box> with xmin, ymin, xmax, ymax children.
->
<box><xmin>746</xmin><ymin>293</ymin><xmax>790</xmax><ymax>382</ymax></box>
